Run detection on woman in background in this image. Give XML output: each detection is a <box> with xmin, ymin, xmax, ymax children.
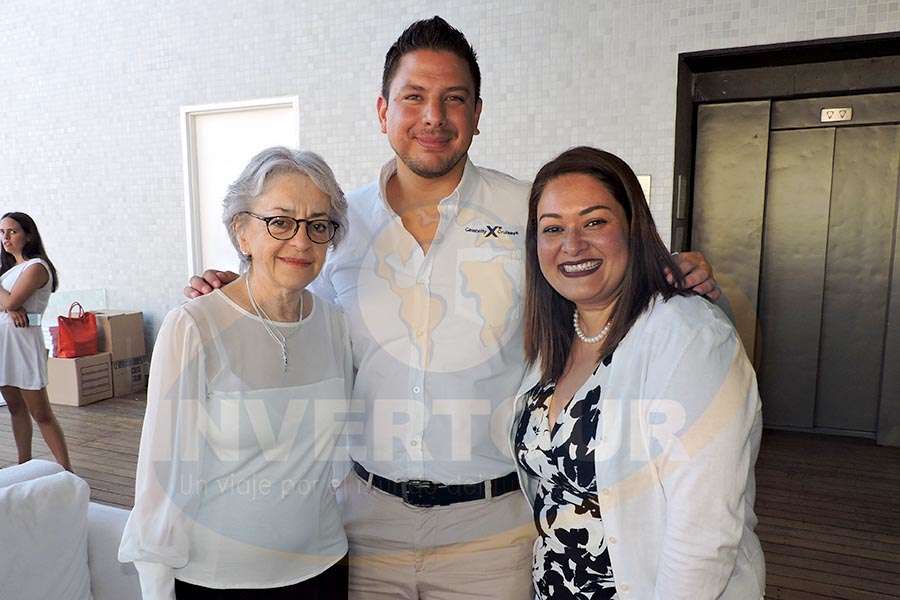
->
<box><xmin>0</xmin><ymin>211</ymin><xmax>71</xmax><ymax>470</ymax></box>
<box><xmin>512</xmin><ymin>147</ymin><xmax>764</xmax><ymax>599</ymax></box>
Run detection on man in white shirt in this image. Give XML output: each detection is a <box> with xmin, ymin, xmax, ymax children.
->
<box><xmin>188</xmin><ymin>16</ymin><xmax>719</xmax><ymax>599</ymax></box>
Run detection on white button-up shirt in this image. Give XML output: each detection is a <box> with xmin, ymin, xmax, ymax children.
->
<box><xmin>312</xmin><ymin>158</ymin><xmax>531</xmax><ymax>484</ymax></box>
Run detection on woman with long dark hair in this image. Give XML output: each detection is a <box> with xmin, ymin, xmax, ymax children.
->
<box><xmin>0</xmin><ymin>211</ymin><xmax>71</xmax><ymax>470</ymax></box>
<box><xmin>510</xmin><ymin>147</ymin><xmax>764</xmax><ymax>599</ymax></box>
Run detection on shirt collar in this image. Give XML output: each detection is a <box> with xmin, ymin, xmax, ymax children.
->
<box><xmin>376</xmin><ymin>156</ymin><xmax>480</xmax><ymax>218</ymax></box>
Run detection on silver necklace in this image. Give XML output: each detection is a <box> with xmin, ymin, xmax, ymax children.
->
<box><xmin>573</xmin><ymin>309</ymin><xmax>612</xmax><ymax>344</ymax></box>
<box><xmin>245</xmin><ymin>275</ymin><xmax>303</xmax><ymax>373</ymax></box>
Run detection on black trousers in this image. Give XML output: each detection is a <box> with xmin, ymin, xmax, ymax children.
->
<box><xmin>174</xmin><ymin>555</ymin><xmax>348</xmax><ymax>600</ymax></box>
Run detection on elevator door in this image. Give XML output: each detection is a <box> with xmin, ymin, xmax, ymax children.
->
<box><xmin>692</xmin><ymin>92</ymin><xmax>900</xmax><ymax>442</ymax></box>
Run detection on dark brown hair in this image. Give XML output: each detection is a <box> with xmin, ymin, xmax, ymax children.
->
<box><xmin>523</xmin><ymin>147</ymin><xmax>686</xmax><ymax>385</ymax></box>
<box><xmin>1</xmin><ymin>212</ymin><xmax>58</xmax><ymax>292</ymax></box>
<box><xmin>381</xmin><ymin>16</ymin><xmax>481</xmax><ymax>101</ymax></box>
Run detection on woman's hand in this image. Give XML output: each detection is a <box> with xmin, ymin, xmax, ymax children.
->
<box><xmin>183</xmin><ymin>270</ymin><xmax>239</xmax><ymax>299</ymax></box>
<box><xmin>9</xmin><ymin>308</ymin><xmax>28</xmax><ymax>327</ymax></box>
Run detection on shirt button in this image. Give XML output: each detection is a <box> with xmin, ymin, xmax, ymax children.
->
<box><xmin>601</xmin><ymin>488</ymin><xmax>610</xmax><ymax>496</ymax></box>
<box><xmin>621</xmin><ymin>584</ymin><xmax>630</xmax><ymax>593</ymax></box>
<box><xmin>416</xmin><ymin>329</ymin><xmax>424</xmax><ymax>337</ymax></box>
<box><xmin>410</xmin><ymin>440</ymin><xmax>418</xmax><ymax>447</ymax></box>
<box><xmin>609</xmin><ymin>536</ymin><xmax>617</xmax><ymax>544</ymax></box>
<box><xmin>412</xmin><ymin>386</ymin><xmax>421</xmax><ymax>394</ymax></box>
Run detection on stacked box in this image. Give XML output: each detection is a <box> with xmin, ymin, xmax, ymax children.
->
<box><xmin>47</xmin><ymin>353</ymin><xmax>113</xmax><ymax>406</ymax></box>
<box><xmin>95</xmin><ymin>310</ymin><xmax>147</xmax><ymax>397</ymax></box>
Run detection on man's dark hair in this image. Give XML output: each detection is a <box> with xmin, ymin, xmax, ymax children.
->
<box><xmin>381</xmin><ymin>16</ymin><xmax>481</xmax><ymax>101</ymax></box>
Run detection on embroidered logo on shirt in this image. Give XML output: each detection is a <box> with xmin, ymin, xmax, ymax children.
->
<box><xmin>465</xmin><ymin>224</ymin><xmax>520</xmax><ymax>238</ymax></box>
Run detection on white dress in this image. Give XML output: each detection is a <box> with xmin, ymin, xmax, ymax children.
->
<box><xmin>118</xmin><ymin>289</ymin><xmax>353</xmax><ymax>599</ymax></box>
<box><xmin>0</xmin><ymin>258</ymin><xmax>53</xmax><ymax>390</ymax></box>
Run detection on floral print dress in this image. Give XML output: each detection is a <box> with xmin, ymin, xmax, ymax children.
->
<box><xmin>515</xmin><ymin>356</ymin><xmax>618</xmax><ymax>600</ymax></box>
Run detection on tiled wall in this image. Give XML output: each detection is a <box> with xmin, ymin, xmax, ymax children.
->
<box><xmin>2</xmin><ymin>0</ymin><xmax>898</xmax><ymax>344</ymax></box>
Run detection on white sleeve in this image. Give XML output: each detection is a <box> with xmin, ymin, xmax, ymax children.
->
<box><xmin>118</xmin><ymin>308</ymin><xmax>207</xmax><ymax>599</ymax></box>
<box><xmin>710</xmin><ymin>288</ymin><xmax>735</xmax><ymax>325</ymax></box>
<box><xmin>648</xmin><ymin>321</ymin><xmax>762</xmax><ymax>599</ymax></box>
<box><xmin>134</xmin><ymin>562</ymin><xmax>177</xmax><ymax>600</ymax></box>
<box><xmin>307</xmin><ymin>252</ymin><xmax>338</xmax><ymax>306</ymax></box>
<box><xmin>330</xmin><ymin>308</ymin><xmax>355</xmax><ymax>486</ymax></box>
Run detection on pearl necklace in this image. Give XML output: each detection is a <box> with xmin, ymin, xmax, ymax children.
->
<box><xmin>245</xmin><ymin>276</ymin><xmax>304</xmax><ymax>373</ymax></box>
<box><xmin>573</xmin><ymin>309</ymin><xmax>612</xmax><ymax>344</ymax></box>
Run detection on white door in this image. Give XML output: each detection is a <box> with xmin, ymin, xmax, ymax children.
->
<box><xmin>181</xmin><ymin>97</ymin><xmax>300</xmax><ymax>275</ymax></box>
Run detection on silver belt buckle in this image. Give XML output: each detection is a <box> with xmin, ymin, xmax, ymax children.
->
<box><xmin>27</xmin><ymin>313</ymin><xmax>42</xmax><ymax>327</ymax></box>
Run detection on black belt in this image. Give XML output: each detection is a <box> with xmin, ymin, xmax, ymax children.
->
<box><xmin>352</xmin><ymin>462</ymin><xmax>520</xmax><ymax>508</ymax></box>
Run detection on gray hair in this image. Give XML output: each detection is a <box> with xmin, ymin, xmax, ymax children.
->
<box><xmin>222</xmin><ymin>146</ymin><xmax>348</xmax><ymax>271</ymax></box>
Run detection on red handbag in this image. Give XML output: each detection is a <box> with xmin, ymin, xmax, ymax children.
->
<box><xmin>56</xmin><ymin>302</ymin><xmax>98</xmax><ymax>358</ymax></box>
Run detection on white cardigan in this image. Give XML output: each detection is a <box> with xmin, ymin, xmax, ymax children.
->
<box><xmin>507</xmin><ymin>294</ymin><xmax>765</xmax><ymax>600</ymax></box>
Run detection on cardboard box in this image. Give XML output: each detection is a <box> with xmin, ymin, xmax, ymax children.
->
<box><xmin>111</xmin><ymin>355</ymin><xmax>148</xmax><ymax>397</ymax></box>
<box><xmin>95</xmin><ymin>310</ymin><xmax>146</xmax><ymax>362</ymax></box>
<box><xmin>93</xmin><ymin>310</ymin><xmax>147</xmax><ymax>396</ymax></box>
<box><xmin>47</xmin><ymin>352</ymin><xmax>113</xmax><ymax>406</ymax></box>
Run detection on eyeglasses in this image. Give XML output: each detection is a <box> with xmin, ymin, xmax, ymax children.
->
<box><xmin>241</xmin><ymin>212</ymin><xmax>340</xmax><ymax>244</ymax></box>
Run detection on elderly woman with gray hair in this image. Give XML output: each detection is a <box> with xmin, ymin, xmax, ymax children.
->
<box><xmin>119</xmin><ymin>147</ymin><xmax>353</xmax><ymax>599</ymax></box>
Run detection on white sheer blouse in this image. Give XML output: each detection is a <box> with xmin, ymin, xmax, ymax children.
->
<box><xmin>118</xmin><ymin>289</ymin><xmax>352</xmax><ymax>599</ymax></box>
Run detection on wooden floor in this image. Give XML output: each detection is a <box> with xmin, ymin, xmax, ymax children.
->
<box><xmin>2</xmin><ymin>394</ymin><xmax>899</xmax><ymax>599</ymax></box>
<box><xmin>0</xmin><ymin>394</ymin><xmax>144</xmax><ymax>508</ymax></box>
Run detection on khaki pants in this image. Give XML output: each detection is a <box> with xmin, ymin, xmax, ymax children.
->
<box><xmin>340</xmin><ymin>472</ymin><xmax>537</xmax><ymax>600</ymax></box>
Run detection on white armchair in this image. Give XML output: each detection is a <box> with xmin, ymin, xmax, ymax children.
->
<box><xmin>0</xmin><ymin>459</ymin><xmax>141</xmax><ymax>600</ymax></box>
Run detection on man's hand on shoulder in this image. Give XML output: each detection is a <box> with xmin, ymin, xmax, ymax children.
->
<box><xmin>666</xmin><ymin>251</ymin><xmax>721</xmax><ymax>301</ymax></box>
<box><xmin>184</xmin><ymin>270</ymin><xmax>239</xmax><ymax>299</ymax></box>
